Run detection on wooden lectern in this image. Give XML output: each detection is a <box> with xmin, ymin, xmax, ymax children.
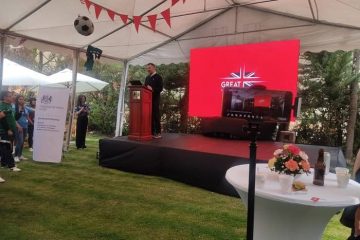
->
<box><xmin>128</xmin><ymin>86</ymin><xmax>152</xmax><ymax>141</ymax></box>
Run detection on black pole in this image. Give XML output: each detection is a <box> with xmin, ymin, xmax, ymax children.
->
<box><xmin>246</xmin><ymin>123</ymin><xmax>259</xmax><ymax>240</ymax></box>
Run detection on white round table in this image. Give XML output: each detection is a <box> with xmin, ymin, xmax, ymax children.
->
<box><xmin>226</xmin><ymin>164</ymin><xmax>360</xmax><ymax>240</ymax></box>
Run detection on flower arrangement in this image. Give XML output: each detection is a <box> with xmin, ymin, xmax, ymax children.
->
<box><xmin>268</xmin><ymin>144</ymin><xmax>311</xmax><ymax>176</ymax></box>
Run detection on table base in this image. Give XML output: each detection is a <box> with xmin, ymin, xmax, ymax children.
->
<box><xmin>237</xmin><ymin>191</ymin><xmax>342</xmax><ymax>240</ymax></box>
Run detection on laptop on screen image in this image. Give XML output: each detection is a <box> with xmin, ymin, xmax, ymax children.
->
<box><xmin>130</xmin><ymin>80</ymin><xmax>143</xmax><ymax>86</ymax></box>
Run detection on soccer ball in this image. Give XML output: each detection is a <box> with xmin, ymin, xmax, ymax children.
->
<box><xmin>74</xmin><ymin>16</ymin><xmax>94</xmax><ymax>36</ymax></box>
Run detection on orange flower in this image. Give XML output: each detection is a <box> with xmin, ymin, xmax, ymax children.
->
<box><xmin>285</xmin><ymin>159</ymin><xmax>299</xmax><ymax>172</ymax></box>
<box><xmin>300</xmin><ymin>160</ymin><xmax>310</xmax><ymax>171</ymax></box>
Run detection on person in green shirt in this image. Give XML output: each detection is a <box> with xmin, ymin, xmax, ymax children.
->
<box><xmin>0</xmin><ymin>91</ymin><xmax>21</xmax><ymax>172</ymax></box>
<box><xmin>0</xmin><ymin>110</ymin><xmax>5</xmax><ymax>182</ymax></box>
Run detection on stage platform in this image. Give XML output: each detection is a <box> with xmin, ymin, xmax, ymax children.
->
<box><xmin>99</xmin><ymin>133</ymin><xmax>346</xmax><ymax>197</ymax></box>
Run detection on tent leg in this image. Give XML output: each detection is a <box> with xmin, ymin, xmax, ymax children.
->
<box><xmin>115</xmin><ymin>60</ymin><xmax>129</xmax><ymax>137</ymax></box>
<box><xmin>0</xmin><ymin>35</ymin><xmax>5</xmax><ymax>90</ymax></box>
<box><xmin>64</xmin><ymin>49</ymin><xmax>79</xmax><ymax>150</ymax></box>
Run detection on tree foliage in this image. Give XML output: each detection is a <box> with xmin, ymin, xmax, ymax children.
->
<box><xmin>295</xmin><ymin>51</ymin><xmax>357</xmax><ymax>148</ymax></box>
<box><xmin>82</xmin><ymin>62</ymin><xmax>122</xmax><ymax>135</ymax></box>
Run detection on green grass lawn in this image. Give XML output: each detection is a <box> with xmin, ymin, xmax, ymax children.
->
<box><xmin>0</xmin><ymin>135</ymin><xmax>350</xmax><ymax>240</ymax></box>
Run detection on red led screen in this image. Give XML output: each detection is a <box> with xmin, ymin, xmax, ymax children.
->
<box><xmin>189</xmin><ymin>40</ymin><xmax>300</xmax><ymax>117</ymax></box>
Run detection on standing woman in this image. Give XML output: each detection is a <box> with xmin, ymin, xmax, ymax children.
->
<box><xmin>14</xmin><ymin>95</ymin><xmax>31</xmax><ymax>162</ymax></box>
<box><xmin>27</xmin><ymin>98</ymin><xmax>36</xmax><ymax>152</ymax></box>
<box><xmin>75</xmin><ymin>95</ymin><xmax>90</xmax><ymax>149</ymax></box>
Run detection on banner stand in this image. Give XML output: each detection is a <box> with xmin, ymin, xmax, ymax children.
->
<box><xmin>33</xmin><ymin>86</ymin><xmax>69</xmax><ymax>163</ymax></box>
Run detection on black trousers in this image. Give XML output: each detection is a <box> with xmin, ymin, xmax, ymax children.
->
<box><xmin>152</xmin><ymin>97</ymin><xmax>161</xmax><ymax>135</ymax></box>
<box><xmin>28</xmin><ymin>124</ymin><xmax>34</xmax><ymax>148</ymax></box>
<box><xmin>0</xmin><ymin>134</ymin><xmax>15</xmax><ymax>168</ymax></box>
<box><xmin>76</xmin><ymin>116</ymin><xmax>88</xmax><ymax>148</ymax></box>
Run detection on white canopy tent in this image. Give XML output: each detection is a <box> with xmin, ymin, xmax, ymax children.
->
<box><xmin>47</xmin><ymin>68</ymin><xmax>109</xmax><ymax>93</ymax></box>
<box><xmin>1</xmin><ymin>0</ymin><xmax>360</xmax><ymax>63</ymax></box>
<box><xmin>1</xmin><ymin>0</ymin><xmax>360</xmax><ymax>138</ymax></box>
<box><xmin>3</xmin><ymin>58</ymin><xmax>48</xmax><ymax>86</ymax></box>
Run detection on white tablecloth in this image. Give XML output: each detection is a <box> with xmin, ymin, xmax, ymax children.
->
<box><xmin>226</xmin><ymin>164</ymin><xmax>360</xmax><ymax>240</ymax></box>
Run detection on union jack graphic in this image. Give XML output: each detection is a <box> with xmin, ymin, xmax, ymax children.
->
<box><xmin>221</xmin><ymin>66</ymin><xmax>264</xmax><ymax>87</ymax></box>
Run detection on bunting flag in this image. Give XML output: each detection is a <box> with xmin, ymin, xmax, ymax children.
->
<box><xmin>93</xmin><ymin>4</ymin><xmax>102</xmax><ymax>19</ymax></box>
<box><xmin>133</xmin><ymin>16</ymin><xmax>142</xmax><ymax>32</ymax></box>
<box><xmin>107</xmin><ymin>9</ymin><xmax>115</xmax><ymax>21</ymax></box>
<box><xmin>172</xmin><ymin>0</ymin><xmax>180</xmax><ymax>6</ymax></box>
<box><xmin>119</xmin><ymin>14</ymin><xmax>128</xmax><ymax>24</ymax></box>
<box><xmin>79</xmin><ymin>0</ymin><xmax>188</xmax><ymax>32</ymax></box>
<box><xmin>161</xmin><ymin>8</ymin><xmax>171</xmax><ymax>27</ymax></box>
<box><xmin>147</xmin><ymin>14</ymin><xmax>157</xmax><ymax>32</ymax></box>
<box><xmin>84</xmin><ymin>0</ymin><xmax>91</xmax><ymax>10</ymax></box>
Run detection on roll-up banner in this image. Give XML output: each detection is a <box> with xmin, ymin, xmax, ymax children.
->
<box><xmin>33</xmin><ymin>87</ymin><xmax>69</xmax><ymax>163</ymax></box>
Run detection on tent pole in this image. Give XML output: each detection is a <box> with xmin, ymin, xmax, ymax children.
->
<box><xmin>115</xmin><ymin>60</ymin><xmax>129</xmax><ymax>137</ymax></box>
<box><xmin>0</xmin><ymin>34</ymin><xmax>5</xmax><ymax>90</ymax></box>
<box><xmin>65</xmin><ymin>49</ymin><xmax>79</xmax><ymax>150</ymax></box>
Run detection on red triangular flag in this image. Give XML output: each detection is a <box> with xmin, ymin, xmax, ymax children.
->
<box><xmin>107</xmin><ymin>9</ymin><xmax>115</xmax><ymax>21</ymax></box>
<box><xmin>93</xmin><ymin>4</ymin><xmax>102</xmax><ymax>19</ymax></box>
<box><xmin>120</xmin><ymin>14</ymin><xmax>128</xmax><ymax>24</ymax></box>
<box><xmin>133</xmin><ymin>16</ymin><xmax>142</xmax><ymax>32</ymax></box>
<box><xmin>84</xmin><ymin>0</ymin><xmax>92</xmax><ymax>10</ymax></box>
<box><xmin>161</xmin><ymin>8</ymin><xmax>171</xmax><ymax>27</ymax></box>
<box><xmin>172</xmin><ymin>0</ymin><xmax>180</xmax><ymax>6</ymax></box>
<box><xmin>147</xmin><ymin>14</ymin><xmax>157</xmax><ymax>32</ymax></box>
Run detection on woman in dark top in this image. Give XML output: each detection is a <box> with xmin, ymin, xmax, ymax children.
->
<box><xmin>75</xmin><ymin>95</ymin><xmax>90</xmax><ymax>149</ymax></box>
<box><xmin>27</xmin><ymin>98</ymin><xmax>36</xmax><ymax>151</ymax></box>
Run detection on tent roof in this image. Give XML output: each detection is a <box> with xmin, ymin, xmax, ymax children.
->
<box><xmin>1</xmin><ymin>0</ymin><xmax>360</xmax><ymax>64</ymax></box>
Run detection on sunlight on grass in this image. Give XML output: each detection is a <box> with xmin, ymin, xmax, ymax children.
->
<box><xmin>0</xmin><ymin>135</ymin><xmax>351</xmax><ymax>239</ymax></box>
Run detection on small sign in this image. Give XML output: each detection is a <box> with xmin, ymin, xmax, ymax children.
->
<box><xmin>132</xmin><ymin>90</ymin><xmax>141</xmax><ymax>100</ymax></box>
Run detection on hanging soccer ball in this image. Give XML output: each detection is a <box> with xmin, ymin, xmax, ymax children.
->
<box><xmin>74</xmin><ymin>16</ymin><xmax>94</xmax><ymax>36</ymax></box>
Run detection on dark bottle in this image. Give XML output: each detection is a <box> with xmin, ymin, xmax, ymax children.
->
<box><xmin>313</xmin><ymin>149</ymin><xmax>326</xmax><ymax>186</ymax></box>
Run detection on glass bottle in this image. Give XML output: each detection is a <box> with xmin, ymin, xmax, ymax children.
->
<box><xmin>313</xmin><ymin>149</ymin><xmax>325</xmax><ymax>186</ymax></box>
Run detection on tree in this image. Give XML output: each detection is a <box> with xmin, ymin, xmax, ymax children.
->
<box><xmin>296</xmin><ymin>51</ymin><xmax>354</xmax><ymax>147</ymax></box>
<box><xmin>345</xmin><ymin>50</ymin><xmax>359</xmax><ymax>162</ymax></box>
<box><xmin>80</xmin><ymin>61</ymin><xmax>123</xmax><ymax>135</ymax></box>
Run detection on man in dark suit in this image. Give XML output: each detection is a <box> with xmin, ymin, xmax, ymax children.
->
<box><xmin>144</xmin><ymin>63</ymin><xmax>163</xmax><ymax>138</ymax></box>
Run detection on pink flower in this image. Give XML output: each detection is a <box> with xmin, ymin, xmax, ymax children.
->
<box><xmin>300</xmin><ymin>160</ymin><xmax>310</xmax><ymax>171</ymax></box>
<box><xmin>285</xmin><ymin>159</ymin><xmax>299</xmax><ymax>172</ymax></box>
<box><xmin>287</xmin><ymin>145</ymin><xmax>300</xmax><ymax>155</ymax></box>
<box><xmin>299</xmin><ymin>151</ymin><xmax>308</xmax><ymax>160</ymax></box>
<box><xmin>273</xmin><ymin>149</ymin><xmax>283</xmax><ymax>156</ymax></box>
